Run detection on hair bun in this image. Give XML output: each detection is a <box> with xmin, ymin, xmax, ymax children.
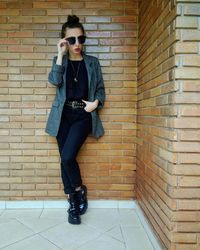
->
<box><xmin>67</xmin><ymin>15</ymin><xmax>79</xmax><ymax>24</ymax></box>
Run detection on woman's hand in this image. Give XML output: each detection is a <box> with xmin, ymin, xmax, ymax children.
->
<box><xmin>57</xmin><ymin>38</ymin><xmax>68</xmax><ymax>55</ymax></box>
<box><xmin>82</xmin><ymin>99</ymin><xmax>99</xmax><ymax>112</ymax></box>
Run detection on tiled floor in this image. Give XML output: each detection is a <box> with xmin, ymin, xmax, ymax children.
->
<box><xmin>0</xmin><ymin>207</ymin><xmax>157</xmax><ymax>250</ymax></box>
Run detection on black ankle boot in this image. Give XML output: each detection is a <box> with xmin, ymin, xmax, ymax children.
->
<box><xmin>76</xmin><ymin>185</ymin><xmax>88</xmax><ymax>215</ymax></box>
<box><xmin>67</xmin><ymin>192</ymin><xmax>81</xmax><ymax>225</ymax></box>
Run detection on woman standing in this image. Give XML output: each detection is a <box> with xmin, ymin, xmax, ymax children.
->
<box><xmin>45</xmin><ymin>15</ymin><xmax>105</xmax><ymax>225</ymax></box>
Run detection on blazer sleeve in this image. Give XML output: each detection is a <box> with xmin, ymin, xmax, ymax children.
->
<box><xmin>48</xmin><ymin>56</ymin><xmax>65</xmax><ymax>87</ymax></box>
<box><xmin>94</xmin><ymin>59</ymin><xmax>105</xmax><ymax>109</ymax></box>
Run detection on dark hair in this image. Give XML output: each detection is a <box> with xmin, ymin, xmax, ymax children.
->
<box><xmin>60</xmin><ymin>15</ymin><xmax>85</xmax><ymax>38</ymax></box>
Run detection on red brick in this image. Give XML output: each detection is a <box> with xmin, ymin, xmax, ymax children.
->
<box><xmin>8</xmin><ymin>16</ymin><xmax>33</xmax><ymax>23</ymax></box>
<box><xmin>21</xmin><ymin>9</ymin><xmax>46</xmax><ymax>16</ymax></box>
<box><xmin>7</xmin><ymin>2</ymin><xmax>32</xmax><ymax>9</ymax></box>
<box><xmin>180</xmin><ymin>105</ymin><xmax>200</xmax><ymax>116</ymax></box>
<box><xmin>86</xmin><ymin>31</ymin><xmax>111</xmax><ymax>37</ymax></box>
<box><xmin>112</xmin><ymin>31</ymin><xmax>137</xmax><ymax>37</ymax></box>
<box><xmin>173</xmin><ymin>118</ymin><xmax>200</xmax><ymax>128</ymax></box>
<box><xmin>180</xmin><ymin>131</ymin><xmax>200</xmax><ymax>141</ymax></box>
<box><xmin>86</xmin><ymin>16</ymin><xmax>110</xmax><ymax>23</ymax></box>
<box><xmin>61</xmin><ymin>2</ymin><xmax>85</xmax><ymax>9</ymax></box>
<box><xmin>175</xmin><ymin>42</ymin><xmax>198</xmax><ymax>54</ymax></box>
<box><xmin>171</xmin><ymin>232</ymin><xmax>197</xmax><ymax>243</ymax></box>
<box><xmin>99</xmin><ymin>24</ymin><xmax>124</xmax><ymax>30</ymax></box>
<box><xmin>85</xmin><ymin>2</ymin><xmax>110</xmax><ymax>9</ymax></box>
<box><xmin>178</xmin><ymin>153</ymin><xmax>200</xmax><ymax>164</ymax></box>
<box><xmin>8</xmin><ymin>45</ymin><xmax>33</xmax><ymax>53</ymax></box>
<box><xmin>0</xmin><ymin>24</ymin><xmax>20</xmax><ymax>30</ymax></box>
<box><xmin>182</xmin><ymin>30</ymin><xmax>200</xmax><ymax>41</ymax></box>
<box><xmin>183</xmin><ymin>4</ymin><xmax>200</xmax><ymax>16</ymax></box>
<box><xmin>183</xmin><ymin>55</ymin><xmax>200</xmax><ymax>67</ymax></box>
<box><xmin>111</xmin><ymin>46</ymin><xmax>137</xmax><ymax>53</ymax></box>
<box><xmin>99</xmin><ymin>9</ymin><xmax>124</xmax><ymax>16</ymax></box>
<box><xmin>176</xmin><ymin>16</ymin><xmax>198</xmax><ymax>28</ymax></box>
<box><xmin>125</xmin><ymin>8</ymin><xmax>139</xmax><ymax>16</ymax></box>
<box><xmin>0</xmin><ymin>10</ymin><xmax>20</xmax><ymax>15</ymax></box>
<box><xmin>8</xmin><ymin>31</ymin><xmax>33</xmax><ymax>37</ymax></box>
<box><xmin>47</xmin><ymin>9</ymin><xmax>71</xmax><ymax>16</ymax></box>
<box><xmin>178</xmin><ymin>176</ymin><xmax>200</xmax><ymax>187</ymax></box>
<box><xmin>175</xmin><ymin>68</ymin><xmax>200</xmax><ymax>79</ymax></box>
<box><xmin>33</xmin><ymin>17</ymin><xmax>58</xmax><ymax>23</ymax></box>
<box><xmin>33</xmin><ymin>2</ymin><xmax>58</xmax><ymax>9</ymax></box>
<box><xmin>181</xmin><ymin>80</ymin><xmax>200</xmax><ymax>92</ymax></box>
<box><xmin>73</xmin><ymin>9</ymin><xmax>98</xmax><ymax>16</ymax></box>
<box><xmin>112</xmin><ymin>16</ymin><xmax>137</xmax><ymax>23</ymax></box>
<box><xmin>99</xmin><ymin>38</ymin><xmax>123</xmax><ymax>45</ymax></box>
<box><xmin>0</xmin><ymin>3</ymin><xmax>6</xmax><ymax>8</ymax></box>
<box><xmin>0</xmin><ymin>38</ymin><xmax>20</xmax><ymax>45</ymax></box>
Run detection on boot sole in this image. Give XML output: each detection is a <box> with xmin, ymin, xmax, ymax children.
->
<box><xmin>68</xmin><ymin>215</ymin><xmax>81</xmax><ymax>225</ymax></box>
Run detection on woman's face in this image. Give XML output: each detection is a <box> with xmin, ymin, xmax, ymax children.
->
<box><xmin>65</xmin><ymin>28</ymin><xmax>84</xmax><ymax>56</ymax></box>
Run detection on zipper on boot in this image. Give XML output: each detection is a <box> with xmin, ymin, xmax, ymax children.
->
<box><xmin>76</xmin><ymin>185</ymin><xmax>88</xmax><ymax>215</ymax></box>
<box><xmin>68</xmin><ymin>192</ymin><xmax>81</xmax><ymax>224</ymax></box>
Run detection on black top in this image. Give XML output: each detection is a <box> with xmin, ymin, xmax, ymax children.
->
<box><xmin>66</xmin><ymin>59</ymin><xmax>88</xmax><ymax>101</ymax></box>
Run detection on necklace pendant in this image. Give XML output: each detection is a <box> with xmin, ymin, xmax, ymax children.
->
<box><xmin>74</xmin><ymin>77</ymin><xmax>78</xmax><ymax>82</ymax></box>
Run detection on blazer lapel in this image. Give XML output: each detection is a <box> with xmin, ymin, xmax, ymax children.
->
<box><xmin>62</xmin><ymin>55</ymin><xmax>68</xmax><ymax>102</ymax></box>
<box><xmin>83</xmin><ymin>54</ymin><xmax>92</xmax><ymax>91</ymax></box>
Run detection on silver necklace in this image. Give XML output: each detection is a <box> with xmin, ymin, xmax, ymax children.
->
<box><xmin>70</xmin><ymin>60</ymin><xmax>82</xmax><ymax>83</ymax></box>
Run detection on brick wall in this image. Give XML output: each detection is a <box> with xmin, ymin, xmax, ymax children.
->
<box><xmin>172</xmin><ymin>0</ymin><xmax>200</xmax><ymax>249</ymax></box>
<box><xmin>137</xmin><ymin>0</ymin><xmax>200</xmax><ymax>249</ymax></box>
<box><xmin>0</xmin><ymin>0</ymin><xmax>138</xmax><ymax>200</ymax></box>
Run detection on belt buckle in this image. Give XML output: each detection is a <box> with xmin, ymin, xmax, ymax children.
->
<box><xmin>72</xmin><ymin>101</ymin><xmax>76</xmax><ymax>108</ymax></box>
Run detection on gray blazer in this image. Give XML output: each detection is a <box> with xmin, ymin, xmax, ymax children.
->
<box><xmin>45</xmin><ymin>53</ymin><xmax>105</xmax><ymax>139</ymax></box>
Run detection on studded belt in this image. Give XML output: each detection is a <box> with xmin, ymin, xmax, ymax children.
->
<box><xmin>65</xmin><ymin>100</ymin><xmax>86</xmax><ymax>109</ymax></box>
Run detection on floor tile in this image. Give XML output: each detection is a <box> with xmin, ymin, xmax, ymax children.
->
<box><xmin>121</xmin><ymin>226</ymin><xmax>155</xmax><ymax>250</ymax></box>
<box><xmin>39</xmin><ymin>209</ymin><xmax>67</xmax><ymax>220</ymax></box>
<box><xmin>0</xmin><ymin>220</ymin><xmax>34</xmax><ymax>248</ymax></box>
<box><xmin>0</xmin><ymin>209</ymin><xmax>42</xmax><ymax>219</ymax></box>
<box><xmin>105</xmin><ymin>225</ymin><xmax>124</xmax><ymax>242</ymax></box>
<box><xmin>76</xmin><ymin>234</ymin><xmax>126</xmax><ymax>250</ymax></box>
<box><xmin>0</xmin><ymin>207</ymin><xmax>160</xmax><ymax>250</ymax></box>
<box><xmin>2</xmin><ymin>235</ymin><xmax>60</xmax><ymax>250</ymax></box>
<box><xmin>16</xmin><ymin>217</ymin><xmax>65</xmax><ymax>233</ymax></box>
<box><xmin>0</xmin><ymin>209</ymin><xmax>5</xmax><ymax>216</ymax></box>
<box><xmin>82</xmin><ymin>208</ymin><xmax>119</xmax><ymax>232</ymax></box>
<box><xmin>0</xmin><ymin>218</ymin><xmax>15</xmax><ymax>224</ymax></box>
<box><xmin>119</xmin><ymin>209</ymin><xmax>142</xmax><ymax>227</ymax></box>
<box><xmin>40</xmin><ymin>222</ymin><xmax>102</xmax><ymax>250</ymax></box>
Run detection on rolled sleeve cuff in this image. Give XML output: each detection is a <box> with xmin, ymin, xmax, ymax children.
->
<box><xmin>95</xmin><ymin>96</ymin><xmax>104</xmax><ymax>109</ymax></box>
<box><xmin>52</xmin><ymin>63</ymin><xmax>65</xmax><ymax>73</ymax></box>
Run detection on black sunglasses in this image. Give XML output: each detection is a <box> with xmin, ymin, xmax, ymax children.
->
<box><xmin>65</xmin><ymin>35</ymin><xmax>86</xmax><ymax>45</ymax></box>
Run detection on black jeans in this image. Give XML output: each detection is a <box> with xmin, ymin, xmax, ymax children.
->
<box><xmin>56</xmin><ymin>104</ymin><xmax>92</xmax><ymax>194</ymax></box>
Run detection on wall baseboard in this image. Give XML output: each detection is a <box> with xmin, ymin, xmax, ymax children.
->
<box><xmin>0</xmin><ymin>199</ymin><xmax>163</xmax><ymax>249</ymax></box>
<box><xmin>0</xmin><ymin>199</ymin><xmax>135</xmax><ymax>209</ymax></box>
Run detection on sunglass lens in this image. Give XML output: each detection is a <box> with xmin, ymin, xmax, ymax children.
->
<box><xmin>66</xmin><ymin>37</ymin><xmax>76</xmax><ymax>45</ymax></box>
<box><xmin>66</xmin><ymin>36</ymin><xmax>86</xmax><ymax>45</ymax></box>
<box><xmin>78</xmin><ymin>35</ymin><xmax>86</xmax><ymax>44</ymax></box>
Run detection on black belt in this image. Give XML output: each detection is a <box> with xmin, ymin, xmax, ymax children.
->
<box><xmin>65</xmin><ymin>100</ymin><xmax>86</xmax><ymax>109</ymax></box>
